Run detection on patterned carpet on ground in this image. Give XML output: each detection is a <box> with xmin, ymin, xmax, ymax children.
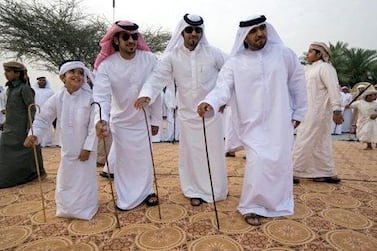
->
<box><xmin>0</xmin><ymin>140</ymin><xmax>376</xmax><ymax>250</ymax></box>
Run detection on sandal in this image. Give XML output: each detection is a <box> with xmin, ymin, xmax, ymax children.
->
<box><xmin>244</xmin><ymin>213</ymin><xmax>262</xmax><ymax>226</ymax></box>
<box><xmin>293</xmin><ymin>177</ymin><xmax>300</xmax><ymax>184</ymax></box>
<box><xmin>99</xmin><ymin>171</ymin><xmax>114</xmax><ymax>179</ymax></box>
<box><xmin>313</xmin><ymin>177</ymin><xmax>341</xmax><ymax>184</ymax></box>
<box><xmin>115</xmin><ymin>205</ymin><xmax>128</xmax><ymax>211</ymax></box>
<box><xmin>225</xmin><ymin>152</ymin><xmax>236</xmax><ymax>157</ymax></box>
<box><xmin>190</xmin><ymin>198</ymin><xmax>204</xmax><ymax>206</ymax></box>
<box><xmin>144</xmin><ymin>193</ymin><xmax>159</xmax><ymax>207</ymax></box>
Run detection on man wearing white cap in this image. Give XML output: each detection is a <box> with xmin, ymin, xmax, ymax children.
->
<box><xmin>33</xmin><ymin>76</ymin><xmax>55</xmax><ymax>147</ymax></box>
<box><xmin>293</xmin><ymin>42</ymin><xmax>343</xmax><ymax>184</ymax></box>
<box><xmin>340</xmin><ymin>86</ymin><xmax>353</xmax><ymax>133</ymax></box>
<box><xmin>350</xmin><ymin>83</ymin><xmax>369</xmax><ymax>135</ymax></box>
<box><xmin>197</xmin><ymin>15</ymin><xmax>307</xmax><ymax>225</ymax></box>
<box><xmin>349</xmin><ymin>89</ymin><xmax>377</xmax><ymax>149</ymax></box>
<box><xmin>135</xmin><ymin>14</ymin><xmax>228</xmax><ymax>207</ymax></box>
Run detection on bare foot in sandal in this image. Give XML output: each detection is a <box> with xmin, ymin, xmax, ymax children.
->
<box><xmin>190</xmin><ymin>198</ymin><xmax>203</xmax><ymax>206</ymax></box>
<box><xmin>144</xmin><ymin>193</ymin><xmax>159</xmax><ymax>207</ymax></box>
<box><xmin>364</xmin><ymin>142</ymin><xmax>373</xmax><ymax>150</ymax></box>
<box><xmin>244</xmin><ymin>213</ymin><xmax>262</xmax><ymax>226</ymax></box>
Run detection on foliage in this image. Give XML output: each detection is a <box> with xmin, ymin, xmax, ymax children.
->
<box><xmin>142</xmin><ymin>27</ymin><xmax>171</xmax><ymax>54</ymax></box>
<box><xmin>0</xmin><ymin>0</ymin><xmax>171</xmax><ymax>72</ymax></box>
<box><xmin>0</xmin><ymin>0</ymin><xmax>107</xmax><ymax>71</ymax></box>
<box><xmin>301</xmin><ymin>41</ymin><xmax>377</xmax><ymax>87</ymax></box>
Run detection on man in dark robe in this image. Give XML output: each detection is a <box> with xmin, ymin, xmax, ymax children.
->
<box><xmin>0</xmin><ymin>61</ymin><xmax>45</xmax><ymax>188</ymax></box>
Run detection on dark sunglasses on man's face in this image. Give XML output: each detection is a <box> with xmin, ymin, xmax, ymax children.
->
<box><xmin>121</xmin><ymin>33</ymin><xmax>138</xmax><ymax>41</ymax></box>
<box><xmin>184</xmin><ymin>26</ymin><xmax>202</xmax><ymax>34</ymax></box>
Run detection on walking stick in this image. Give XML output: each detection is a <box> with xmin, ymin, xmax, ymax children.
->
<box><xmin>141</xmin><ymin>107</ymin><xmax>162</xmax><ymax>219</ymax></box>
<box><xmin>169</xmin><ymin>83</ymin><xmax>178</xmax><ymax>144</ymax></box>
<box><xmin>333</xmin><ymin>84</ymin><xmax>373</xmax><ymax>134</ymax></box>
<box><xmin>91</xmin><ymin>102</ymin><xmax>121</xmax><ymax>228</ymax></box>
<box><xmin>172</xmin><ymin>108</ymin><xmax>176</xmax><ymax>144</ymax></box>
<box><xmin>349</xmin><ymin>83</ymin><xmax>372</xmax><ymax>105</ymax></box>
<box><xmin>202</xmin><ymin>117</ymin><xmax>220</xmax><ymax>230</ymax></box>
<box><xmin>27</xmin><ymin>104</ymin><xmax>47</xmax><ymax>223</ymax></box>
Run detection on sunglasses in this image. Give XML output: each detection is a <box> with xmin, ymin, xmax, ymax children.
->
<box><xmin>121</xmin><ymin>33</ymin><xmax>138</xmax><ymax>41</ymax></box>
<box><xmin>184</xmin><ymin>26</ymin><xmax>202</xmax><ymax>34</ymax></box>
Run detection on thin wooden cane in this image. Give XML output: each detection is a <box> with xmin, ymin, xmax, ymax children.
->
<box><xmin>172</xmin><ymin>108</ymin><xmax>176</xmax><ymax>144</ymax></box>
<box><xmin>27</xmin><ymin>104</ymin><xmax>46</xmax><ymax>223</ymax></box>
<box><xmin>142</xmin><ymin>107</ymin><xmax>162</xmax><ymax>219</ymax></box>
<box><xmin>202</xmin><ymin>117</ymin><xmax>220</xmax><ymax>230</ymax></box>
<box><xmin>91</xmin><ymin>102</ymin><xmax>121</xmax><ymax>228</ymax></box>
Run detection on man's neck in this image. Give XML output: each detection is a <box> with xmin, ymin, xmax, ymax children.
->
<box><xmin>120</xmin><ymin>51</ymin><xmax>136</xmax><ymax>60</ymax></box>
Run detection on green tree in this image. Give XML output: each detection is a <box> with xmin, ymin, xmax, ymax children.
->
<box><xmin>142</xmin><ymin>27</ymin><xmax>171</xmax><ymax>54</ymax></box>
<box><xmin>343</xmin><ymin>47</ymin><xmax>377</xmax><ymax>85</ymax></box>
<box><xmin>0</xmin><ymin>0</ymin><xmax>107</xmax><ymax>71</ymax></box>
<box><xmin>329</xmin><ymin>41</ymin><xmax>349</xmax><ymax>84</ymax></box>
<box><xmin>0</xmin><ymin>0</ymin><xmax>171</xmax><ymax>72</ymax></box>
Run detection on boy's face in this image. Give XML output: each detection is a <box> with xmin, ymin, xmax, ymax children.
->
<box><xmin>366</xmin><ymin>94</ymin><xmax>377</xmax><ymax>102</ymax></box>
<box><xmin>60</xmin><ymin>68</ymin><xmax>84</xmax><ymax>93</ymax></box>
<box><xmin>4</xmin><ymin>68</ymin><xmax>19</xmax><ymax>81</ymax></box>
<box><xmin>37</xmin><ymin>78</ymin><xmax>47</xmax><ymax>88</ymax></box>
<box><xmin>306</xmin><ymin>49</ymin><xmax>322</xmax><ymax>64</ymax></box>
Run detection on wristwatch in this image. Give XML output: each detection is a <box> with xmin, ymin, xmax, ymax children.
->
<box><xmin>333</xmin><ymin>110</ymin><xmax>342</xmax><ymax>115</ymax></box>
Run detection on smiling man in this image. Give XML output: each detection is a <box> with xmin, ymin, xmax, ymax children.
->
<box><xmin>93</xmin><ymin>20</ymin><xmax>162</xmax><ymax>211</ymax></box>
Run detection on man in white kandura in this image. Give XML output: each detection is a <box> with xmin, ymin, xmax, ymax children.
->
<box><xmin>135</xmin><ymin>13</ymin><xmax>228</xmax><ymax>207</ymax></box>
<box><xmin>33</xmin><ymin>76</ymin><xmax>55</xmax><ymax>147</ymax></box>
<box><xmin>197</xmin><ymin>15</ymin><xmax>307</xmax><ymax>225</ymax></box>
<box><xmin>93</xmin><ymin>20</ymin><xmax>161</xmax><ymax>210</ymax></box>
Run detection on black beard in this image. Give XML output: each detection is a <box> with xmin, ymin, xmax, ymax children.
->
<box><xmin>190</xmin><ymin>39</ymin><xmax>199</xmax><ymax>49</ymax></box>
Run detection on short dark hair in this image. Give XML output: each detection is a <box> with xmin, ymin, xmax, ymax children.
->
<box><xmin>112</xmin><ymin>33</ymin><xmax>121</xmax><ymax>51</ymax></box>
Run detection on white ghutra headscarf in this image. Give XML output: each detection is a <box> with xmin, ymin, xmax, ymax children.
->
<box><xmin>59</xmin><ymin>61</ymin><xmax>94</xmax><ymax>91</ymax></box>
<box><xmin>163</xmin><ymin>13</ymin><xmax>209</xmax><ymax>53</ymax></box>
<box><xmin>230</xmin><ymin>15</ymin><xmax>284</xmax><ymax>56</ymax></box>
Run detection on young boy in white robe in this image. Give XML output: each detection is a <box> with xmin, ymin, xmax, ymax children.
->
<box><xmin>349</xmin><ymin>89</ymin><xmax>377</xmax><ymax>150</ymax></box>
<box><xmin>24</xmin><ymin>61</ymin><xmax>98</xmax><ymax>220</ymax></box>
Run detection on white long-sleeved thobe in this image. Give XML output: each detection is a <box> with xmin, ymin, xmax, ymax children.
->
<box><xmin>350</xmin><ymin>100</ymin><xmax>377</xmax><ymax>143</ymax></box>
<box><xmin>223</xmin><ymin>99</ymin><xmax>243</xmax><ymax>153</ymax></box>
<box><xmin>93</xmin><ymin>51</ymin><xmax>161</xmax><ymax>210</ymax></box>
<box><xmin>331</xmin><ymin>91</ymin><xmax>345</xmax><ymax>134</ymax></box>
<box><xmin>202</xmin><ymin>43</ymin><xmax>307</xmax><ymax>217</ymax></box>
<box><xmin>293</xmin><ymin>60</ymin><xmax>342</xmax><ymax>178</ymax></box>
<box><xmin>342</xmin><ymin>92</ymin><xmax>353</xmax><ymax>133</ymax></box>
<box><xmin>33</xmin><ymin>84</ymin><xmax>55</xmax><ymax>146</ymax></box>
<box><xmin>32</xmin><ymin>87</ymin><xmax>98</xmax><ymax>220</ymax></box>
<box><xmin>164</xmin><ymin>84</ymin><xmax>179</xmax><ymax>142</ymax></box>
<box><xmin>138</xmin><ymin>44</ymin><xmax>228</xmax><ymax>202</ymax></box>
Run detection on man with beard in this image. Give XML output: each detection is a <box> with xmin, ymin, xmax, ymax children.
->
<box><xmin>197</xmin><ymin>15</ymin><xmax>307</xmax><ymax>225</ymax></box>
<box><xmin>135</xmin><ymin>14</ymin><xmax>228</xmax><ymax>207</ymax></box>
<box><xmin>93</xmin><ymin>20</ymin><xmax>161</xmax><ymax>210</ymax></box>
